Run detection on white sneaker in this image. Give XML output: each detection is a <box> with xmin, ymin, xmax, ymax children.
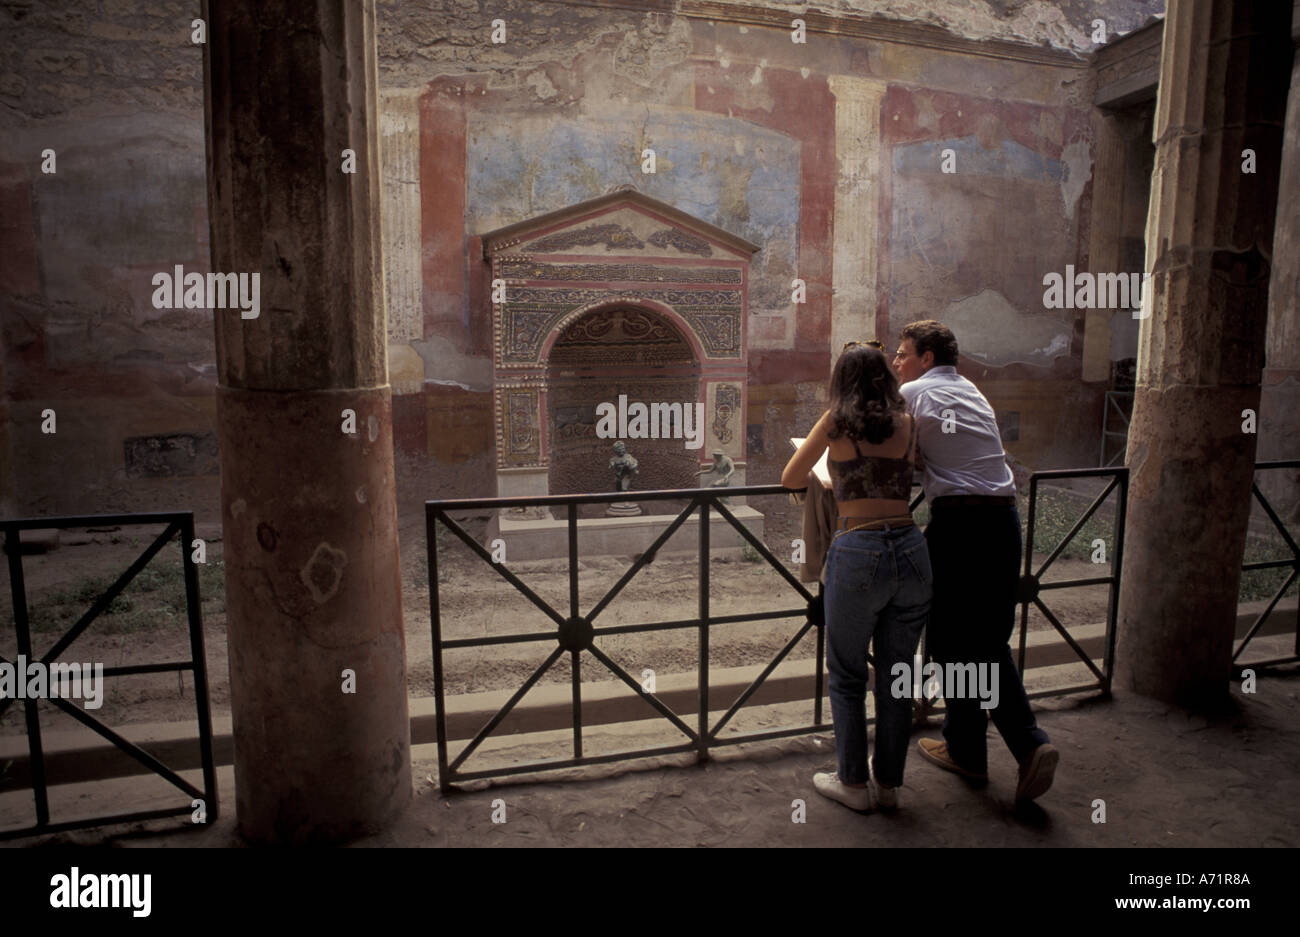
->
<box><xmin>874</xmin><ymin>781</ymin><xmax>900</xmax><ymax>810</ymax></box>
<box><xmin>813</xmin><ymin>772</ymin><xmax>874</xmax><ymax>812</ymax></box>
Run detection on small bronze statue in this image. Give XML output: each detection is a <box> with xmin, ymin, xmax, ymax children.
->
<box><xmin>697</xmin><ymin>449</ymin><xmax>734</xmax><ymax>487</ymax></box>
<box><xmin>607</xmin><ymin>441</ymin><xmax>642</xmax><ymax>516</ymax></box>
<box><xmin>697</xmin><ymin>449</ymin><xmax>735</xmax><ymax>504</ymax></box>
<box><xmin>610</xmin><ymin>440</ymin><xmax>639</xmax><ymax>491</ymax></box>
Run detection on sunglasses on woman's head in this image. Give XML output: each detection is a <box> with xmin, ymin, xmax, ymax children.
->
<box><xmin>842</xmin><ymin>340</ymin><xmax>885</xmax><ymax>351</ymax></box>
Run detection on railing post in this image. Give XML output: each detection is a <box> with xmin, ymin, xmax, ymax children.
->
<box><xmin>1019</xmin><ymin>478</ymin><xmax>1036</xmax><ymax>673</ymax></box>
<box><xmin>5</xmin><ymin>526</ymin><xmax>48</xmax><ymax>828</ymax></box>
<box><xmin>428</xmin><ymin>506</ymin><xmax>450</xmax><ymax>794</ymax></box>
<box><xmin>1104</xmin><ymin>469</ymin><xmax>1129</xmax><ymax>694</ymax></box>
<box><xmin>179</xmin><ymin>513</ymin><xmax>218</xmax><ymax>821</ymax></box>
<box><xmin>569</xmin><ymin>503</ymin><xmax>582</xmax><ymax>759</ymax></box>
<box><xmin>698</xmin><ymin>497</ymin><xmax>710</xmax><ymax>760</ymax></box>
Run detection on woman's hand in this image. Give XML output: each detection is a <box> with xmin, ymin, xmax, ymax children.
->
<box><xmin>781</xmin><ymin>410</ymin><xmax>832</xmax><ymax>489</ymax></box>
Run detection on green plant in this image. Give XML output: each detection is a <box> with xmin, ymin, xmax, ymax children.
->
<box><xmin>1238</xmin><ymin>537</ymin><xmax>1298</xmax><ymax>604</ymax></box>
<box><xmin>1017</xmin><ymin>489</ymin><xmax>1119</xmax><ymax>563</ymax></box>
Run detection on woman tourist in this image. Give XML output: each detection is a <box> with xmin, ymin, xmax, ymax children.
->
<box><xmin>782</xmin><ymin>343</ymin><xmax>930</xmax><ymax>812</ymax></box>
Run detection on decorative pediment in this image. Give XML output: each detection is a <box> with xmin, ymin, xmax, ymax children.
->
<box><xmin>481</xmin><ymin>188</ymin><xmax>760</xmax><ymax>260</ymax></box>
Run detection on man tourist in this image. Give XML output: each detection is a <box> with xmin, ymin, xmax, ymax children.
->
<box><xmin>894</xmin><ymin>319</ymin><xmax>1058</xmax><ymax>803</ymax></box>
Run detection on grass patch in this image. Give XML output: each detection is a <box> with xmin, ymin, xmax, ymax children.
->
<box><xmin>22</xmin><ymin>553</ymin><xmax>226</xmax><ymax>635</ymax></box>
<box><xmin>1239</xmin><ymin>537</ymin><xmax>1298</xmax><ymax>604</ymax></box>
<box><xmin>1018</xmin><ymin>486</ymin><xmax>1295</xmax><ymax>604</ymax></box>
<box><xmin>1020</xmin><ymin>488</ymin><xmax>1117</xmax><ymax>564</ymax></box>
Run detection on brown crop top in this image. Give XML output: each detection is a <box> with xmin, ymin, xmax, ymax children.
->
<box><xmin>827</xmin><ymin>417</ymin><xmax>917</xmax><ymax>502</ymax></box>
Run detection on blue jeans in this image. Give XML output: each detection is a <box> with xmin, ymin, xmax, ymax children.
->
<box><xmin>824</xmin><ymin>523</ymin><xmax>931</xmax><ymax>788</ymax></box>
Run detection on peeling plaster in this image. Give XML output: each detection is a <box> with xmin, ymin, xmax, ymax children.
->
<box><xmin>692</xmin><ymin>0</ymin><xmax>1164</xmax><ymax>54</ymax></box>
<box><xmin>1059</xmin><ymin>139</ymin><xmax>1091</xmax><ymax>220</ymax></box>
<box><xmin>301</xmin><ymin>542</ymin><xmax>348</xmax><ymax>605</ymax></box>
<box><xmin>941</xmin><ymin>289</ymin><xmax>1072</xmax><ymax>367</ymax></box>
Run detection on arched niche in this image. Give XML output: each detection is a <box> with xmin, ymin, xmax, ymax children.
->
<box><xmin>545</xmin><ymin>305</ymin><xmax>701</xmax><ymax>512</ymax></box>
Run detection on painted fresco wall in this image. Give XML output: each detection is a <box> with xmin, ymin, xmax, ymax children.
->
<box><xmin>0</xmin><ymin>0</ymin><xmax>1175</xmax><ymax>521</ymax></box>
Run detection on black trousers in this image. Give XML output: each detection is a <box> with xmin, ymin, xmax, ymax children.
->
<box><xmin>924</xmin><ymin>500</ymin><xmax>1049</xmax><ymax>773</ymax></box>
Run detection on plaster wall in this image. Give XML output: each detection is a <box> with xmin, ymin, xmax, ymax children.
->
<box><xmin>0</xmin><ymin>0</ymin><xmax>1172</xmax><ymax>518</ymax></box>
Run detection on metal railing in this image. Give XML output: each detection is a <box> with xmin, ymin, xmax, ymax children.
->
<box><xmin>427</xmin><ymin>472</ymin><xmax>1132</xmax><ymax>791</ymax></box>
<box><xmin>1100</xmin><ymin>390</ymin><xmax>1134</xmax><ymax>468</ymax></box>
<box><xmin>427</xmin><ymin>485</ymin><xmax>827</xmax><ymax>792</ymax></box>
<box><xmin>1018</xmin><ymin>468</ymin><xmax>1129</xmax><ymax>699</ymax></box>
<box><xmin>0</xmin><ymin>512</ymin><xmax>218</xmax><ymax>840</ymax></box>
<box><xmin>1233</xmin><ymin>460</ymin><xmax>1299</xmax><ymax>668</ymax></box>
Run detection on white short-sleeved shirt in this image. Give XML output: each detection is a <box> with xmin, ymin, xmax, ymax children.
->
<box><xmin>900</xmin><ymin>366</ymin><xmax>1015</xmax><ymax>499</ymax></box>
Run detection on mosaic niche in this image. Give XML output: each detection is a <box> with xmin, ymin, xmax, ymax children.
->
<box><xmin>482</xmin><ymin>192</ymin><xmax>758</xmax><ymax>491</ymax></box>
<box><xmin>547</xmin><ymin>308</ymin><xmax>701</xmax><ymax>512</ymax></box>
<box><xmin>549</xmin><ymin>378</ymin><xmax>702</xmax><ymax>514</ymax></box>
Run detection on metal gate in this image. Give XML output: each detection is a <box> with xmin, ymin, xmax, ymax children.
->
<box><xmin>426</xmin><ymin>471</ymin><xmax>1130</xmax><ymax>791</ymax></box>
<box><xmin>1</xmin><ymin>512</ymin><xmax>218</xmax><ymax>840</ymax></box>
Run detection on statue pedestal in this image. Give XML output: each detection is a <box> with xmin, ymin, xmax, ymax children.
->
<box><xmin>485</xmin><ymin>506</ymin><xmax>765</xmax><ymax>562</ymax></box>
<box><xmin>605</xmin><ymin>502</ymin><xmax>642</xmax><ymax>517</ymax></box>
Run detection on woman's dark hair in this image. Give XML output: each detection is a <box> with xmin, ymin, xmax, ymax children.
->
<box><xmin>826</xmin><ymin>345</ymin><xmax>906</xmax><ymax>445</ymax></box>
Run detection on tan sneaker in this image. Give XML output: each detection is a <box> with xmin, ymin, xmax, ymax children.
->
<box><xmin>1015</xmin><ymin>743</ymin><xmax>1059</xmax><ymax>802</ymax></box>
<box><xmin>916</xmin><ymin>738</ymin><xmax>989</xmax><ymax>781</ymax></box>
<box><xmin>813</xmin><ymin>772</ymin><xmax>874</xmax><ymax>812</ymax></box>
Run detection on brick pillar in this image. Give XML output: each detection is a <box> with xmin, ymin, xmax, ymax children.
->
<box><xmin>1115</xmin><ymin>0</ymin><xmax>1292</xmax><ymax>705</ymax></box>
<box><xmin>202</xmin><ymin>0</ymin><xmax>411</xmax><ymax>842</ymax></box>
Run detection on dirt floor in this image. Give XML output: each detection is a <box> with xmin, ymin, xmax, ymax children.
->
<box><xmin>7</xmin><ymin>667</ymin><xmax>1299</xmax><ymax>848</ymax></box>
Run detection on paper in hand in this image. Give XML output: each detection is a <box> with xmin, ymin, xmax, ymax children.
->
<box><xmin>790</xmin><ymin>437</ymin><xmax>832</xmax><ymax>488</ymax></box>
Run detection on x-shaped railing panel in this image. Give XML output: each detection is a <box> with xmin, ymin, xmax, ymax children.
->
<box><xmin>1233</xmin><ymin>462</ymin><xmax>1300</xmax><ymax>665</ymax></box>
<box><xmin>1</xmin><ymin>513</ymin><xmax>217</xmax><ymax>841</ymax></box>
<box><xmin>427</xmin><ymin>486</ymin><xmax>827</xmax><ymax>791</ymax></box>
<box><xmin>1017</xmin><ymin>468</ymin><xmax>1128</xmax><ymax>696</ymax></box>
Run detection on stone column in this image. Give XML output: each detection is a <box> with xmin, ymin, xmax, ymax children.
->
<box><xmin>202</xmin><ymin>0</ymin><xmax>411</xmax><ymax>842</ymax></box>
<box><xmin>1258</xmin><ymin>4</ymin><xmax>1300</xmax><ymax>522</ymax></box>
<box><xmin>827</xmin><ymin>76</ymin><xmax>887</xmax><ymax>368</ymax></box>
<box><xmin>1116</xmin><ymin>0</ymin><xmax>1292</xmax><ymax>705</ymax></box>
<box><xmin>1081</xmin><ymin>112</ymin><xmax>1127</xmax><ymax>384</ymax></box>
